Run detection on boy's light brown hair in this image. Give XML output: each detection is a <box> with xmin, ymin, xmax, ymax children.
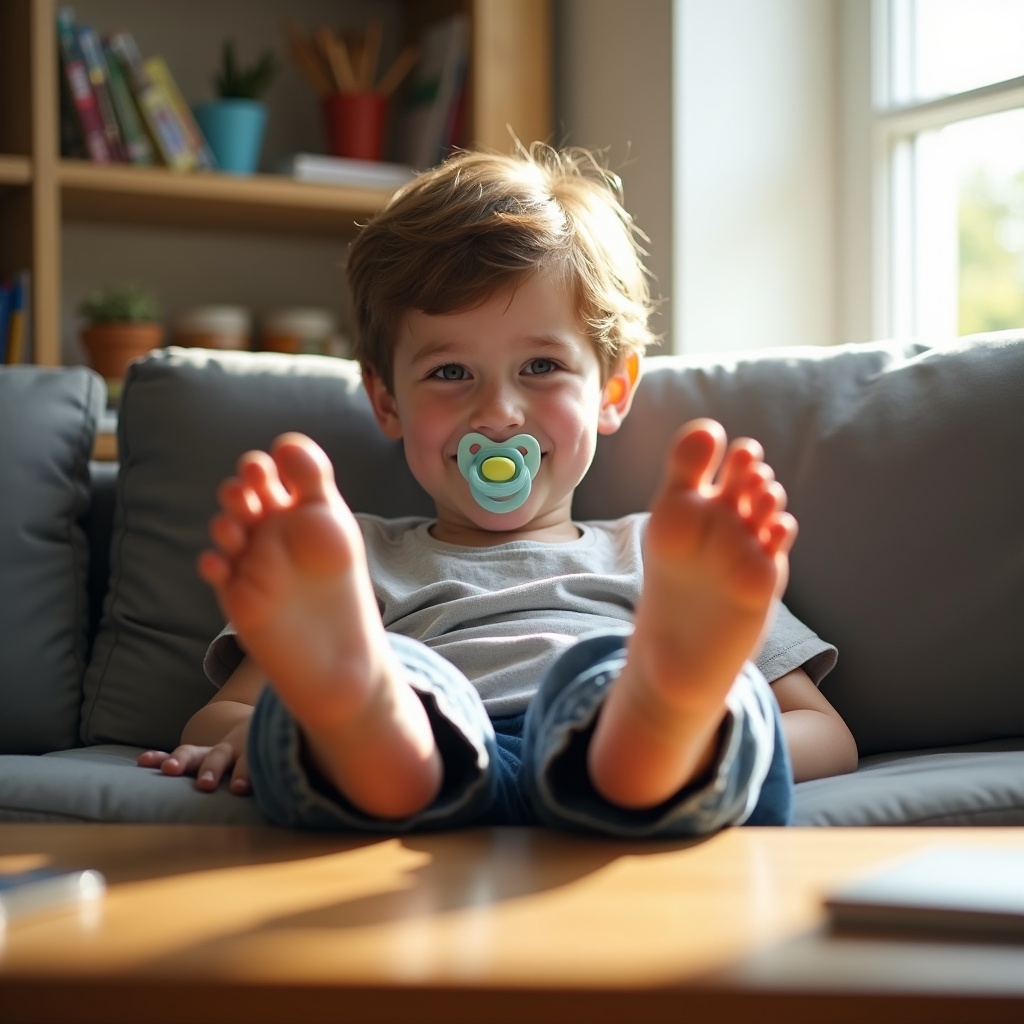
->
<box><xmin>346</xmin><ymin>142</ymin><xmax>656</xmax><ymax>390</ymax></box>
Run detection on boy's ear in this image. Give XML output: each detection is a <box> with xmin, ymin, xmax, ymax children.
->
<box><xmin>597</xmin><ymin>352</ymin><xmax>640</xmax><ymax>435</ymax></box>
<box><xmin>361</xmin><ymin>364</ymin><xmax>404</xmax><ymax>440</ymax></box>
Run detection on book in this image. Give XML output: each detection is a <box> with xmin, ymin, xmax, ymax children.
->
<box><xmin>77</xmin><ymin>22</ymin><xmax>126</xmax><ymax>162</ymax></box>
<box><xmin>58</xmin><ymin>52</ymin><xmax>89</xmax><ymax>159</ymax></box>
<box><xmin>102</xmin><ymin>37</ymin><xmax>155</xmax><ymax>165</ymax></box>
<box><xmin>5</xmin><ymin>271</ymin><xmax>30</xmax><ymax>364</ymax></box>
<box><xmin>55</xmin><ymin>6</ymin><xmax>112</xmax><ymax>163</ymax></box>
<box><xmin>278</xmin><ymin>153</ymin><xmax>416</xmax><ymax>190</ymax></box>
<box><xmin>824</xmin><ymin>847</ymin><xmax>1024</xmax><ymax>938</ymax></box>
<box><xmin>0</xmin><ymin>868</ymin><xmax>105</xmax><ymax>926</ymax></box>
<box><xmin>400</xmin><ymin>14</ymin><xmax>469</xmax><ymax>169</ymax></box>
<box><xmin>445</xmin><ymin>69</ymin><xmax>468</xmax><ymax>153</ymax></box>
<box><xmin>106</xmin><ymin>31</ymin><xmax>197</xmax><ymax>171</ymax></box>
<box><xmin>0</xmin><ymin>281</ymin><xmax>10</xmax><ymax>363</ymax></box>
<box><xmin>143</xmin><ymin>55</ymin><xmax>217</xmax><ymax>170</ymax></box>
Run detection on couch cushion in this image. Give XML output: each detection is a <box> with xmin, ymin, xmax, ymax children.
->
<box><xmin>793</xmin><ymin>741</ymin><xmax>1024</xmax><ymax>825</ymax></box>
<box><xmin>0</xmin><ymin>366</ymin><xmax>105</xmax><ymax>753</ymax></box>
<box><xmin>0</xmin><ymin>746</ymin><xmax>266</xmax><ymax>823</ymax></box>
<box><xmin>80</xmin><ymin>349</ymin><xmax>431</xmax><ymax>750</ymax></box>
<box><xmin>579</xmin><ymin>332</ymin><xmax>1024</xmax><ymax>757</ymax></box>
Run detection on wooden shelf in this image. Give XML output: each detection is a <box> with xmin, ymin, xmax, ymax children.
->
<box><xmin>7</xmin><ymin>0</ymin><xmax>552</xmax><ymax>367</ymax></box>
<box><xmin>59</xmin><ymin>160</ymin><xmax>394</xmax><ymax>236</ymax></box>
<box><xmin>0</xmin><ymin>154</ymin><xmax>31</xmax><ymax>185</ymax></box>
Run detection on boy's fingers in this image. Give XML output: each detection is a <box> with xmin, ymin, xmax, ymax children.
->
<box><xmin>196</xmin><ymin>743</ymin><xmax>239</xmax><ymax>792</ymax></box>
<box><xmin>159</xmin><ymin>744</ymin><xmax>210</xmax><ymax>777</ymax></box>
<box><xmin>230</xmin><ymin>752</ymin><xmax>251</xmax><ymax>795</ymax></box>
<box><xmin>136</xmin><ymin>749</ymin><xmax>170</xmax><ymax>767</ymax></box>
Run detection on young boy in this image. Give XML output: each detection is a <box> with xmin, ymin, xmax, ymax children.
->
<box><xmin>140</xmin><ymin>145</ymin><xmax>857</xmax><ymax>835</ymax></box>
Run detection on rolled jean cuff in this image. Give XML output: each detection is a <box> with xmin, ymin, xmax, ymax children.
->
<box><xmin>247</xmin><ymin>633</ymin><xmax>496</xmax><ymax>832</ymax></box>
<box><xmin>522</xmin><ymin>629</ymin><xmax>778</xmax><ymax>838</ymax></box>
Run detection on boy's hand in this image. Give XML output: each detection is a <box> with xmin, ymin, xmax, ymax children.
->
<box><xmin>136</xmin><ymin>720</ymin><xmax>251</xmax><ymax>795</ymax></box>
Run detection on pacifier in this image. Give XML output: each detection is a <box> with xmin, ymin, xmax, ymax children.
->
<box><xmin>457</xmin><ymin>432</ymin><xmax>541</xmax><ymax>513</ymax></box>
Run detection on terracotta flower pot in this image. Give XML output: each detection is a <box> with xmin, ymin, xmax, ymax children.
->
<box><xmin>80</xmin><ymin>322</ymin><xmax>165</xmax><ymax>381</ymax></box>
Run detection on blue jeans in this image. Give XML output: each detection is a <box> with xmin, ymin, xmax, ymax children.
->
<box><xmin>247</xmin><ymin>628</ymin><xmax>792</xmax><ymax>837</ymax></box>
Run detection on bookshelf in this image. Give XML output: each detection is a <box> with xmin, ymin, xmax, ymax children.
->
<box><xmin>0</xmin><ymin>157</ymin><xmax>32</xmax><ymax>185</ymax></box>
<box><xmin>0</xmin><ymin>0</ymin><xmax>553</xmax><ymax>372</ymax></box>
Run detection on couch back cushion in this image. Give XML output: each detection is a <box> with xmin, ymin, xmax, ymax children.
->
<box><xmin>581</xmin><ymin>332</ymin><xmax>1024</xmax><ymax>756</ymax></box>
<box><xmin>80</xmin><ymin>350</ymin><xmax>431</xmax><ymax>750</ymax></box>
<box><xmin>0</xmin><ymin>366</ymin><xmax>105</xmax><ymax>753</ymax></box>
<box><xmin>82</xmin><ymin>337</ymin><xmax>1024</xmax><ymax>757</ymax></box>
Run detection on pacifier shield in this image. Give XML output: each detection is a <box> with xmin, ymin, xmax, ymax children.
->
<box><xmin>457</xmin><ymin>433</ymin><xmax>541</xmax><ymax>513</ymax></box>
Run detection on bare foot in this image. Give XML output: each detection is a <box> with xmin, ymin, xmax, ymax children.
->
<box><xmin>588</xmin><ymin>419</ymin><xmax>796</xmax><ymax>808</ymax></box>
<box><xmin>198</xmin><ymin>433</ymin><xmax>442</xmax><ymax>819</ymax></box>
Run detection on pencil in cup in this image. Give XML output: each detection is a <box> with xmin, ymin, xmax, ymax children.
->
<box><xmin>284</xmin><ymin>20</ymin><xmax>418</xmax><ymax>97</ymax></box>
<box><xmin>283</xmin><ymin>21</ymin><xmax>419</xmax><ymax>161</ymax></box>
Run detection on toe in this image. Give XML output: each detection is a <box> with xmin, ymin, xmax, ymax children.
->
<box><xmin>209</xmin><ymin>512</ymin><xmax>248</xmax><ymax>557</ymax></box>
<box><xmin>749</xmin><ymin>481</ymin><xmax>788</xmax><ymax>537</ymax></box>
<box><xmin>219</xmin><ymin>478</ymin><xmax>261</xmax><ymax>524</ymax></box>
<box><xmin>668</xmin><ymin>419</ymin><xmax>727</xmax><ymax>490</ymax></box>
<box><xmin>273</xmin><ymin>433</ymin><xmax>338</xmax><ymax>504</ymax></box>
<box><xmin>719</xmin><ymin>439</ymin><xmax>764</xmax><ymax>503</ymax></box>
<box><xmin>197</xmin><ymin>548</ymin><xmax>231</xmax><ymax>587</ymax></box>
<box><xmin>766</xmin><ymin>511</ymin><xmax>799</xmax><ymax>557</ymax></box>
<box><xmin>735</xmin><ymin>463</ymin><xmax>776</xmax><ymax>520</ymax></box>
<box><xmin>240</xmin><ymin>451</ymin><xmax>291</xmax><ymax>511</ymax></box>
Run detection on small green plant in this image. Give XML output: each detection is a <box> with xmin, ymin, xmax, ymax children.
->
<box><xmin>78</xmin><ymin>283</ymin><xmax>162</xmax><ymax>324</ymax></box>
<box><xmin>215</xmin><ymin>39</ymin><xmax>278</xmax><ymax>100</ymax></box>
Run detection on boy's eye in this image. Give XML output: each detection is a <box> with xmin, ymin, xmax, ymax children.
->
<box><xmin>523</xmin><ymin>358</ymin><xmax>556</xmax><ymax>375</ymax></box>
<box><xmin>432</xmin><ymin>364</ymin><xmax>468</xmax><ymax>380</ymax></box>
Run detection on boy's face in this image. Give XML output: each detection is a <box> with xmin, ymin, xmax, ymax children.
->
<box><xmin>364</xmin><ymin>271</ymin><xmax>635</xmax><ymax>543</ymax></box>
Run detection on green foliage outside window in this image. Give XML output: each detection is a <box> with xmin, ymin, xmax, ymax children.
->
<box><xmin>958</xmin><ymin>169</ymin><xmax>1024</xmax><ymax>335</ymax></box>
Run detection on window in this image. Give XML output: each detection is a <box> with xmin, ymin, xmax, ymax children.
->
<box><xmin>874</xmin><ymin>0</ymin><xmax>1024</xmax><ymax>338</ymax></box>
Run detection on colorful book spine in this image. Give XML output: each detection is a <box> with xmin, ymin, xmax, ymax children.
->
<box><xmin>401</xmin><ymin>14</ymin><xmax>469</xmax><ymax>169</ymax></box>
<box><xmin>76</xmin><ymin>22</ymin><xmax>127</xmax><ymax>162</ymax></box>
<box><xmin>143</xmin><ymin>55</ymin><xmax>217</xmax><ymax>170</ymax></box>
<box><xmin>0</xmin><ymin>282</ymin><xmax>10</xmax><ymax>364</ymax></box>
<box><xmin>55</xmin><ymin>6</ymin><xmax>112</xmax><ymax>163</ymax></box>
<box><xmin>5</xmin><ymin>273</ymin><xmax>30</xmax><ymax>365</ymax></box>
<box><xmin>102</xmin><ymin>38</ymin><xmax>155</xmax><ymax>165</ymax></box>
<box><xmin>58</xmin><ymin>62</ymin><xmax>89</xmax><ymax>159</ymax></box>
<box><xmin>106</xmin><ymin>31</ymin><xmax>197</xmax><ymax>171</ymax></box>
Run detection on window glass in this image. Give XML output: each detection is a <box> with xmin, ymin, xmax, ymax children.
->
<box><xmin>951</xmin><ymin>109</ymin><xmax>1024</xmax><ymax>333</ymax></box>
<box><xmin>913</xmin><ymin>0</ymin><xmax>1024</xmax><ymax>101</ymax></box>
<box><xmin>910</xmin><ymin>107</ymin><xmax>1024</xmax><ymax>336</ymax></box>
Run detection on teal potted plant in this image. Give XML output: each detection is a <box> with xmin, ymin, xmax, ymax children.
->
<box><xmin>193</xmin><ymin>40</ymin><xmax>278</xmax><ymax>175</ymax></box>
<box><xmin>78</xmin><ymin>282</ymin><xmax>164</xmax><ymax>387</ymax></box>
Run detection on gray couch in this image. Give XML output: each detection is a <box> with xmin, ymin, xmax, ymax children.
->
<box><xmin>3</xmin><ymin>336</ymin><xmax>1023</xmax><ymax>827</ymax></box>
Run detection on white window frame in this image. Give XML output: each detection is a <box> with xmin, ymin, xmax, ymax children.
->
<box><xmin>841</xmin><ymin>0</ymin><xmax>1024</xmax><ymax>343</ymax></box>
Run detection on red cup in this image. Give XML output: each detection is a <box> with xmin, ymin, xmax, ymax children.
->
<box><xmin>322</xmin><ymin>92</ymin><xmax>389</xmax><ymax>161</ymax></box>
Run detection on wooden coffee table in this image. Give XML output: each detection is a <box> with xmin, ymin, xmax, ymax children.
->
<box><xmin>1</xmin><ymin>824</ymin><xmax>1022</xmax><ymax>1023</ymax></box>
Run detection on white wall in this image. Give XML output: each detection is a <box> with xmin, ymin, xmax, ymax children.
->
<box><xmin>675</xmin><ymin>0</ymin><xmax>839</xmax><ymax>353</ymax></box>
<box><xmin>556</xmin><ymin>0</ymin><xmax>841</xmax><ymax>354</ymax></box>
<box><xmin>554</xmin><ymin>0</ymin><xmax>674</xmax><ymax>348</ymax></box>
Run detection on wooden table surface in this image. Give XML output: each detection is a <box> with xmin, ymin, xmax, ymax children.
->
<box><xmin>1</xmin><ymin>824</ymin><xmax>1022</xmax><ymax>1023</ymax></box>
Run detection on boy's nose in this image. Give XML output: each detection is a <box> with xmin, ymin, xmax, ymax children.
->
<box><xmin>469</xmin><ymin>383</ymin><xmax>525</xmax><ymax>437</ymax></box>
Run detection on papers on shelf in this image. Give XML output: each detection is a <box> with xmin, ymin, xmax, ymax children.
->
<box><xmin>278</xmin><ymin>153</ymin><xmax>416</xmax><ymax>190</ymax></box>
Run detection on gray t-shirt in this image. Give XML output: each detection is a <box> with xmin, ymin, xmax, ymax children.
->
<box><xmin>206</xmin><ymin>512</ymin><xmax>836</xmax><ymax>717</ymax></box>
